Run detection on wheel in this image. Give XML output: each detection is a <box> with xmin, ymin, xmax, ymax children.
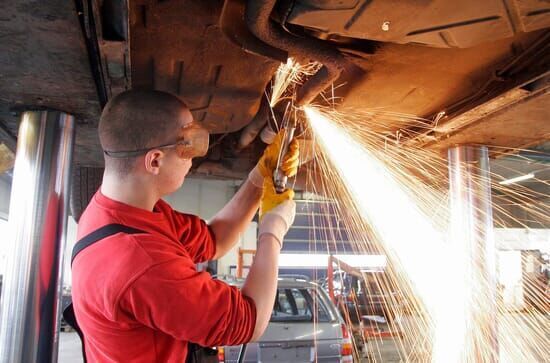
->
<box><xmin>70</xmin><ymin>166</ymin><xmax>103</xmax><ymax>222</ymax></box>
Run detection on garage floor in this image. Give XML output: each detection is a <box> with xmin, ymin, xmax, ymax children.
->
<box><xmin>59</xmin><ymin>331</ymin><xmax>83</xmax><ymax>363</ymax></box>
<box><xmin>58</xmin><ymin>330</ymin><xmax>406</xmax><ymax>362</ymax></box>
<box><xmin>58</xmin><ymin>312</ymin><xmax>548</xmax><ymax>362</ymax></box>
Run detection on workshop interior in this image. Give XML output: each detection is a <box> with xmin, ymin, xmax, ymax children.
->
<box><xmin>0</xmin><ymin>1</ymin><xmax>549</xmax><ymax>362</ymax></box>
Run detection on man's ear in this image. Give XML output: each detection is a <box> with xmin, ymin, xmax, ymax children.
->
<box><xmin>144</xmin><ymin>149</ymin><xmax>164</xmax><ymax>175</ymax></box>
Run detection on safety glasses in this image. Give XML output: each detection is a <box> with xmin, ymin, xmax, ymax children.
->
<box><xmin>103</xmin><ymin>122</ymin><xmax>209</xmax><ymax>160</ymax></box>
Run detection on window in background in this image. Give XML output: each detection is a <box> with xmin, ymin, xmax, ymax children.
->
<box><xmin>271</xmin><ymin>288</ymin><xmax>331</xmax><ymax>322</ymax></box>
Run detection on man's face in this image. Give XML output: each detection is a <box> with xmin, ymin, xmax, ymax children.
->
<box><xmin>157</xmin><ymin>108</ymin><xmax>195</xmax><ymax>195</ymax></box>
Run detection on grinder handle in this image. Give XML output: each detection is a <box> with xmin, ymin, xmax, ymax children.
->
<box><xmin>273</xmin><ymin>127</ymin><xmax>296</xmax><ymax>193</ymax></box>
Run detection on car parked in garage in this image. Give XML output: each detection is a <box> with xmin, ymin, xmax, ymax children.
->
<box><xmin>219</xmin><ymin>276</ymin><xmax>353</xmax><ymax>363</ymax></box>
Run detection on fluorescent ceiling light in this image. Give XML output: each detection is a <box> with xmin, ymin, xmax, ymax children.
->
<box><xmin>279</xmin><ymin>253</ymin><xmax>386</xmax><ymax>269</ymax></box>
<box><xmin>498</xmin><ymin>173</ymin><xmax>535</xmax><ymax>185</ymax></box>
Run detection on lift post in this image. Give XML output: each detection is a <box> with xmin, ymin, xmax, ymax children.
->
<box><xmin>0</xmin><ymin>111</ymin><xmax>75</xmax><ymax>363</ymax></box>
<box><xmin>448</xmin><ymin>145</ymin><xmax>499</xmax><ymax>362</ymax></box>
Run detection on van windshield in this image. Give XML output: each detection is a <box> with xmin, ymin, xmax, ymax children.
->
<box><xmin>271</xmin><ymin>288</ymin><xmax>331</xmax><ymax>322</ymax></box>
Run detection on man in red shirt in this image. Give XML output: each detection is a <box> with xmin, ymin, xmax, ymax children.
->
<box><xmin>72</xmin><ymin>90</ymin><xmax>298</xmax><ymax>362</ymax></box>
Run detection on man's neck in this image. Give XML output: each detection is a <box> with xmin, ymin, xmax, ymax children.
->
<box><xmin>101</xmin><ymin>172</ymin><xmax>159</xmax><ymax>211</ymax></box>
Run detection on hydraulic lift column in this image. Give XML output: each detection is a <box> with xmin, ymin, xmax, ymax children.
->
<box><xmin>448</xmin><ymin>145</ymin><xmax>499</xmax><ymax>362</ymax></box>
<box><xmin>0</xmin><ymin>111</ymin><xmax>75</xmax><ymax>363</ymax></box>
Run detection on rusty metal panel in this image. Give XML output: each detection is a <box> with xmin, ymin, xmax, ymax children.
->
<box><xmin>515</xmin><ymin>0</ymin><xmax>550</xmax><ymax>32</ymax></box>
<box><xmin>0</xmin><ymin>0</ymin><xmax>103</xmax><ymax>166</ymax></box>
<box><xmin>129</xmin><ymin>0</ymin><xmax>280</xmax><ymax>134</ymax></box>
<box><xmin>287</xmin><ymin>0</ymin><xmax>549</xmax><ymax>48</ymax></box>
<box><xmin>427</xmin><ymin>90</ymin><xmax>550</xmax><ymax>152</ymax></box>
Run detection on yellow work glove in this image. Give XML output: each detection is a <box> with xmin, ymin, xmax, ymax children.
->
<box><xmin>260</xmin><ymin>177</ymin><xmax>294</xmax><ymax>220</ymax></box>
<box><xmin>248</xmin><ymin>129</ymin><xmax>300</xmax><ymax>188</ymax></box>
<box><xmin>258</xmin><ymin>177</ymin><xmax>296</xmax><ymax>249</ymax></box>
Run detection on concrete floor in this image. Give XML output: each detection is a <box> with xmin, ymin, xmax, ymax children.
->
<box><xmin>58</xmin><ymin>331</ymin><xmax>406</xmax><ymax>362</ymax></box>
<box><xmin>58</xmin><ymin>331</ymin><xmax>83</xmax><ymax>363</ymax></box>
<box><xmin>58</xmin><ymin>312</ymin><xmax>548</xmax><ymax>362</ymax></box>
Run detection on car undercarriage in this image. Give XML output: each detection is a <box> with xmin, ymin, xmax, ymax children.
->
<box><xmin>0</xmin><ymin>0</ymin><xmax>548</xmax><ymax>206</ymax></box>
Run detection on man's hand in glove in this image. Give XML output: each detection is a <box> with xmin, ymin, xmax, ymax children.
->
<box><xmin>258</xmin><ymin>177</ymin><xmax>296</xmax><ymax>249</ymax></box>
<box><xmin>248</xmin><ymin>129</ymin><xmax>299</xmax><ymax>188</ymax></box>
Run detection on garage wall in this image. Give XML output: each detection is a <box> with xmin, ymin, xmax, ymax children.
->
<box><xmin>495</xmin><ymin>228</ymin><xmax>550</xmax><ymax>253</ymax></box>
<box><xmin>0</xmin><ymin>175</ymin><xmax>11</xmax><ymax>274</ymax></box>
<box><xmin>493</xmin><ymin>195</ymin><xmax>550</xmax><ymax>228</ymax></box>
<box><xmin>0</xmin><ymin>175</ymin><xmax>11</xmax><ymax>219</ymax></box>
<box><xmin>163</xmin><ymin>178</ymin><xmax>258</xmax><ymax>277</ymax></box>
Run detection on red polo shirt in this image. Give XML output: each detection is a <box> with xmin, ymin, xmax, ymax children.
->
<box><xmin>72</xmin><ymin>191</ymin><xmax>256</xmax><ymax>362</ymax></box>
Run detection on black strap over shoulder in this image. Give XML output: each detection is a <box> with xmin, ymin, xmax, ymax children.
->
<box><xmin>71</xmin><ymin>223</ymin><xmax>145</xmax><ymax>265</ymax></box>
<box><xmin>65</xmin><ymin>223</ymin><xmax>146</xmax><ymax>362</ymax></box>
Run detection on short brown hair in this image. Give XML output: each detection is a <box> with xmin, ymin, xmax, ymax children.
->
<box><xmin>99</xmin><ymin>90</ymin><xmax>186</xmax><ymax>174</ymax></box>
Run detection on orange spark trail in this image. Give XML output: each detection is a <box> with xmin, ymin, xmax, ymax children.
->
<box><xmin>304</xmin><ymin>105</ymin><xmax>549</xmax><ymax>362</ymax></box>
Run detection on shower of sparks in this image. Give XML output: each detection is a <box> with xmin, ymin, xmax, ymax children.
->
<box><xmin>300</xmin><ymin>105</ymin><xmax>549</xmax><ymax>362</ymax></box>
<box><xmin>263</xmin><ymin>59</ymin><xmax>548</xmax><ymax>362</ymax></box>
<box><xmin>269</xmin><ymin>58</ymin><xmax>321</xmax><ymax>107</ymax></box>
<box><xmin>305</xmin><ymin>106</ymin><xmax>467</xmax><ymax>362</ymax></box>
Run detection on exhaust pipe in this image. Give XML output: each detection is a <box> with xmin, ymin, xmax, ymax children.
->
<box><xmin>238</xmin><ymin>97</ymin><xmax>271</xmax><ymax>149</ymax></box>
<box><xmin>245</xmin><ymin>0</ymin><xmax>353</xmax><ymax>106</ymax></box>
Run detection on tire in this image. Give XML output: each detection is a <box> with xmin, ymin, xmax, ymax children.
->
<box><xmin>70</xmin><ymin>166</ymin><xmax>103</xmax><ymax>222</ymax></box>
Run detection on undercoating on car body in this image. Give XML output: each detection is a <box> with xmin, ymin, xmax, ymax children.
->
<box><xmin>0</xmin><ymin>0</ymin><xmax>548</xmax><ymax>174</ymax></box>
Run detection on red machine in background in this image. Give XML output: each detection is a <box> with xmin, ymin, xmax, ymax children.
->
<box><xmin>326</xmin><ymin>255</ymin><xmax>403</xmax><ymax>338</ymax></box>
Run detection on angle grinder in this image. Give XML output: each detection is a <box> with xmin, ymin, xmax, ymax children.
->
<box><xmin>272</xmin><ymin>117</ymin><xmax>297</xmax><ymax>193</ymax></box>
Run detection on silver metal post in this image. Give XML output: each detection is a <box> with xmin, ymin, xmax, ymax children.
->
<box><xmin>0</xmin><ymin>111</ymin><xmax>75</xmax><ymax>363</ymax></box>
<box><xmin>448</xmin><ymin>145</ymin><xmax>498</xmax><ymax>362</ymax></box>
